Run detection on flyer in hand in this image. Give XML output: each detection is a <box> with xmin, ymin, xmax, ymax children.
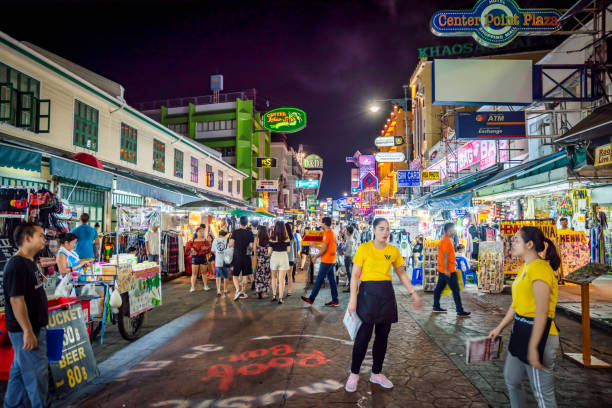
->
<box><xmin>466</xmin><ymin>336</ymin><xmax>503</xmax><ymax>364</ymax></box>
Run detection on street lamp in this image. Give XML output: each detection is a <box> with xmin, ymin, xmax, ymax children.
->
<box><xmin>343</xmin><ymin>192</ymin><xmax>348</xmax><ymax>196</ymax></box>
<box><xmin>368</xmin><ymin>85</ymin><xmax>413</xmax><ymax>201</ymax></box>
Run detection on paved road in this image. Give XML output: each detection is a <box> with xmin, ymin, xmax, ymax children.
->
<box><xmin>52</xmin><ymin>266</ymin><xmax>612</xmax><ymax>408</ymax></box>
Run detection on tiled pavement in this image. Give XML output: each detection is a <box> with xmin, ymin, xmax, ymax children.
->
<box><xmin>5</xmin><ymin>265</ymin><xmax>610</xmax><ymax>407</ymax></box>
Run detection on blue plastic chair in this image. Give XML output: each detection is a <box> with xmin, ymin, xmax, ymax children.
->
<box><xmin>456</xmin><ymin>256</ymin><xmax>477</xmax><ymax>285</ymax></box>
<box><xmin>411</xmin><ymin>267</ymin><xmax>423</xmax><ymax>285</ymax></box>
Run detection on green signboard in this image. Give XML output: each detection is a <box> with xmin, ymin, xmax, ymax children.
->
<box><xmin>303</xmin><ymin>154</ymin><xmax>323</xmax><ymax>169</ymax></box>
<box><xmin>263</xmin><ymin>107</ymin><xmax>307</xmax><ymax>133</ymax></box>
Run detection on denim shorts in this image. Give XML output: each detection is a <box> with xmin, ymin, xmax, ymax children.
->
<box><xmin>216</xmin><ymin>266</ymin><xmax>229</xmax><ymax>279</ymax></box>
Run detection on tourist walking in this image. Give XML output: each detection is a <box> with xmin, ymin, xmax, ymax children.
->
<box><xmin>345</xmin><ymin>218</ymin><xmax>422</xmax><ymax>392</ymax></box>
<box><xmin>254</xmin><ymin>225</ymin><xmax>271</xmax><ymax>299</ymax></box>
<box><xmin>229</xmin><ymin>216</ymin><xmax>254</xmax><ymax>300</ymax></box>
<box><xmin>269</xmin><ymin>220</ymin><xmax>290</xmax><ymax>304</ymax></box>
<box><xmin>187</xmin><ymin>226</ymin><xmax>212</xmax><ymax>292</ymax></box>
<box><xmin>489</xmin><ymin>226</ymin><xmax>561</xmax><ymax>408</ymax></box>
<box><xmin>342</xmin><ymin>225</ymin><xmax>356</xmax><ymax>293</ymax></box>
<box><xmin>3</xmin><ymin>222</ymin><xmax>51</xmax><ymax>408</ymax></box>
<box><xmin>432</xmin><ymin>223</ymin><xmax>470</xmax><ymax>316</ymax></box>
<box><xmin>71</xmin><ymin>213</ymin><xmax>98</xmax><ymax>263</ymax></box>
<box><xmin>285</xmin><ymin>222</ymin><xmax>297</xmax><ymax>296</ymax></box>
<box><xmin>211</xmin><ymin>230</ymin><xmax>230</xmax><ymax>296</ymax></box>
<box><xmin>301</xmin><ymin>216</ymin><xmax>339</xmax><ymax>307</ymax></box>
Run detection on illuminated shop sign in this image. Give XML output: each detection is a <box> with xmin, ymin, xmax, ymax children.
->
<box><xmin>303</xmin><ymin>154</ymin><xmax>324</xmax><ymax>169</ymax></box>
<box><xmin>263</xmin><ymin>108</ymin><xmax>307</xmax><ymax>133</ymax></box>
<box><xmin>455</xmin><ymin>111</ymin><xmax>526</xmax><ymax>139</ymax></box>
<box><xmin>375</xmin><ymin>152</ymin><xmax>405</xmax><ymax>163</ymax></box>
<box><xmin>431</xmin><ymin>0</ymin><xmax>561</xmax><ymax>48</ymax></box>
<box><xmin>295</xmin><ymin>180</ymin><xmax>320</xmax><ymax>189</ymax></box>
<box><xmin>256</xmin><ymin>157</ymin><xmax>278</xmax><ymax>168</ymax></box>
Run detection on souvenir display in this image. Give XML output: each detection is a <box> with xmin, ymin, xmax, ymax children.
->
<box><xmin>559</xmin><ymin>231</ymin><xmax>590</xmax><ymax>275</ymax></box>
<box><xmin>477</xmin><ymin>241</ymin><xmax>504</xmax><ymax>293</ymax></box>
<box><xmin>500</xmin><ymin>219</ymin><xmax>558</xmax><ymax>277</ymax></box>
<box><xmin>422</xmin><ymin>240</ymin><xmax>439</xmax><ymax>291</ymax></box>
<box><xmin>563</xmin><ymin>262</ymin><xmax>611</xmax><ymax>284</ymax></box>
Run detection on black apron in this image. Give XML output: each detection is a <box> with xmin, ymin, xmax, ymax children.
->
<box><xmin>508</xmin><ymin>314</ymin><xmax>552</xmax><ymax>366</ymax></box>
<box><xmin>356</xmin><ymin>281</ymin><xmax>398</xmax><ymax>325</ymax></box>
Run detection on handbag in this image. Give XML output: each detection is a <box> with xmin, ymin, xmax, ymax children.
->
<box><xmin>508</xmin><ymin>314</ymin><xmax>552</xmax><ymax>366</ymax></box>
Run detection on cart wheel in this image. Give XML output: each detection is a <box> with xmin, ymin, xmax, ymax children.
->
<box><xmin>118</xmin><ymin>307</ymin><xmax>145</xmax><ymax>341</ymax></box>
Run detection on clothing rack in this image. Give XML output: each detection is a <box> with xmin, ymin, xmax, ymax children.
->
<box><xmin>161</xmin><ymin>230</ymin><xmax>180</xmax><ymax>276</ymax></box>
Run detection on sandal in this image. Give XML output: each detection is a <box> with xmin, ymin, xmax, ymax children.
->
<box><xmin>271</xmin><ymin>296</ymin><xmax>277</xmax><ymax>302</ymax></box>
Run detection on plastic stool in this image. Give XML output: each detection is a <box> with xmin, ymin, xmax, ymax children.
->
<box><xmin>411</xmin><ymin>267</ymin><xmax>423</xmax><ymax>285</ymax></box>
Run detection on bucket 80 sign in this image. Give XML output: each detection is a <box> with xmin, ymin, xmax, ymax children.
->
<box><xmin>431</xmin><ymin>0</ymin><xmax>561</xmax><ymax>48</ymax></box>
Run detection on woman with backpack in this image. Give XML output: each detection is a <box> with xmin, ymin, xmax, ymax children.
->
<box><xmin>254</xmin><ymin>225</ymin><xmax>271</xmax><ymax>299</ymax></box>
<box><xmin>488</xmin><ymin>226</ymin><xmax>561</xmax><ymax>408</ymax></box>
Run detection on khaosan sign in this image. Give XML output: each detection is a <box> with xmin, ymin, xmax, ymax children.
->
<box><xmin>256</xmin><ymin>157</ymin><xmax>278</xmax><ymax>168</ymax></box>
<box><xmin>295</xmin><ymin>179</ymin><xmax>320</xmax><ymax>189</ymax></box>
<box><xmin>455</xmin><ymin>111</ymin><xmax>526</xmax><ymax>139</ymax></box>
<box><xmin>375</xmin><ymin>152</ymin><xmax>405</xmax><ymax>163</ymax></box>
<box><xmin>431</xmin><ymin>0</ymin><xmax>561</xmax><ymax>48</ymax></box>
<box><xmin>303</xmin><ymin>154</ymin><xmax>324</xmax><ymax>169</ymax></box>
<box><xmin>262</xmin><ymin>107</ymin><xmax>307</xmax><ymax>133</ymax></box>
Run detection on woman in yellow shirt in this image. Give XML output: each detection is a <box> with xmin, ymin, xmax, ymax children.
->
<box><xmin>489</xmin><ymin>226</ymin><xmax>561</xmax><ymax>408</ymax></box>
<box><xmin>345</xmin><ymin>218</ymin><xmax>422</xmax><ymax>393</ymax></box>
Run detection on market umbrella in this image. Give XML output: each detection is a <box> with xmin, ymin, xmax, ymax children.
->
<box><xmin>254</xmin><ymin>207</ymin><xmax>275</xmax><ymax>218</ymax></box>
<box><xmin>230</xmin><ymin>208</ymin><xmax>255</xmax><ymax>218</ymax></box>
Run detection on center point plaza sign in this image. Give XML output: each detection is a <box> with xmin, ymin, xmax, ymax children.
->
<box><xmin>431</xmin><ymin>0</ymin><xmax>561</xmax><ymax>48</ymax></box>
<box><xmin>262</xmin><ymin>107</ymin><xmax>307</xmax><ymax>133</ymax></box>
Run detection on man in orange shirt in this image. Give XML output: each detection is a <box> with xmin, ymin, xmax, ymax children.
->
<box><xmin>302</xmin><ymin>216</ymin><xmax>339</xmax><ymax>307</ymax></box>
<box><xmin>433</xmin><ymin>223</ymin><xmax>470</xmax><ymax>316</ymax></box>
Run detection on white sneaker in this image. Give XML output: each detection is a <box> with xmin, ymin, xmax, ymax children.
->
<box><xmin>233</xmin><ymin>290</ymin><xmax>241</xmax><ymax>301</ymax></box>
<box><xmin>370</xmin><ymin>373</ymin><xmax>393</xmax><ymax>389</ymax></box>
<box><xmin>239</xmin><ymin>292</ymin><xmax>248</xmax><ymax>299</ymax></box>
<box><xmin>345</xmin><ymin>373</ymin><xmax>359</xmax><ymax>392</ymax></box>
<box><xmin>189</xmin><ymin>287</ymin><xmax>195</xmax><ymax>293</ymax></box>
<box><xmin>204</xmin><ymin>285</ymin><xmax>211</xmax><ymax>291</ymax></box>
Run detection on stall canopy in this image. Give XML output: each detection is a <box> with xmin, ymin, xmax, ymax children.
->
<box><xmin>554</xmin><ymin>103</ymin><xmax>612</xmax><ymax>144</ymax></box>
<box><xmin>116</xmin><ymin>176</ymin><xmax>200</xmax><ymax>206</ymax></box>
<box><xmin>0</xmin><ymin>144</ymin><xmax>41</xmax><ymax>172</ymax></box>
<box><xmin>473</xmin><ymin>151</ymin><xmax>568</xmax><ymax>197</ymax></box>
<box><xmin>254</xmin><ymin>207</ymin><xmax>275</xmax><ymax>217</ymax></box>
<box><xmin>49</xmin><ymin>156</ymin><xmax>113</xmax><ymax>188</ymax></box>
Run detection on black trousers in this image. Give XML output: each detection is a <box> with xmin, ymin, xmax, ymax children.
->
<box><xmin>351</xmin><ymin>322</ymin><xmax>392</xmax><ymax>375</ymax></box>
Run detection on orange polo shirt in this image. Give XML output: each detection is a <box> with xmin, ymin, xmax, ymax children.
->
<box><xmin>320</xmin><ymin>229</ymin><xmax>337</xmax><ymax>264</ymax></box>
<box><xmin>437</xmin><ymin>236</ymin><xmax>456</xmax><ymax>273</ymax></box>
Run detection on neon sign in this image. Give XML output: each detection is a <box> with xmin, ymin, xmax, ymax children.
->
<box><xmin>431</xmin><ymin>0</ymin><xmax>561</xmax><ymax>48</ymax></box>
<box><xmin>263</xmin><ymin>107</ymin><xmax>307</xmax><ymax>133</ymax></box>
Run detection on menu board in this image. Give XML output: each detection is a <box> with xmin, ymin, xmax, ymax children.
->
<box><xmin>128</xmin><ymin>266</ymin><xmax>162</xmax><ymax>317</ymax></box>
<box><xmin>48</xmin><ymin>305</ymin><xmax>98</xmax><ymax>396</ymax></box>
<box><xmin>500</xmin><ymin>219</ymin><xmax>558</xmax><ymax>276</ymax></box>
<box><xmin>558</xmin><ymin>231</ymin><xmax>590</xmax><ymax>276</ymax></box>
<box><xmin>563</xmin><ymin>263</ymin><xmax>611</xmax><ymax>285</ymax></box>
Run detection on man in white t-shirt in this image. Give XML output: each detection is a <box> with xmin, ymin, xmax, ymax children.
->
<box><xmin>212</xmin><ymin>230</ymin><xmax>230</xmax><ymax>296</ymax></box>
<box><xmin>144</xmin><ymin>225</ymin><xmax>160</xmax><ymax>262</ymax></box>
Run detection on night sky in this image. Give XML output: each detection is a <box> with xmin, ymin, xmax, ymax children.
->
<box><xmin>4</xmin><ymin>0</ymin><xmax>574</xmax><ymax>198</ymax></box>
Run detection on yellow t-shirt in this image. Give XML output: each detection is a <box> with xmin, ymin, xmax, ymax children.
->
<box><xmin>511</xmin><ymin>259</ymin><xmax>559</xmax><ymax>335</ymax></box>
<box><xmin>352</xmin><ymin>242</ymin><xmax>404</xmax><ymax>281</ymax></box>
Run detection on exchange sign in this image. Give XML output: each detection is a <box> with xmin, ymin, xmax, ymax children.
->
<box><xmin>421</xmin><ymin>170</ymin><xmax>441</xmax><ymax>181</ymax></box>
<box><xmin>375</xmin><ymin>152</ymin><xmax>405</xmax><ymax>163</ymax></box>
<box><xmin>455</xmin><ymin>111</ymin><xmax>526</xmax><ymax>139</ymax></box>
<box><xmin>295</xmin><ymin>179</ymin><xmax>320</xmax><ymax>189</ymax></box>
<box><xmin>263</xmin><ymin>107</ymin><xmax>307</xmax><ymax>133</ymax></box>
<box><xmin>431</xmin><ymin>0</ymin><xmax>561</xmax><ymax>48</ymax></box>
<box><xmin>397</xmin><ymin>170</ymin><xmax>420</xmax><ymax>187</ymax></box>
<box><xmin>256</xmin><ymin>157</ymin><xmax>278</xmax><ymax>168</ymax></box>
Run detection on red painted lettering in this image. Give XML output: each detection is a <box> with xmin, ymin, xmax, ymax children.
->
<box><xmin>237</xmin><ymin>363</ymin><xmax>268</xmax><ymax>376</ymax></box>
<box><xmin>296</xmin><ymin>350</ymin><xmax>330</xmax><ymax>367</ymax></box>
<box><xmin>267</xmin><ymin>357</ymin><xmax>294</xmax><ymax>368</ymax></box>
<box><xmin>202</xmin><ymin>364</ymin><xmax>234</xmax><ymax>391</ymax></box>
<box><xmin>241</xmin><ymin>348</ymin><xmax>269</xmax><ymax>360</ymax></box>
<box><xmin>270</xmin><ymin>344</ymin><xmax>295</xmax><ymax>356</ymax></box>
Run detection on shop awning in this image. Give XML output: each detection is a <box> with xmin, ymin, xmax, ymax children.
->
<box><xmin>555</xmin><ymin>103</ymin><xmax>612</xmax><ymax>144</ymax></box>
<box><xmin>116</xmin><ymin>176</ymin><xmax>200</xmax><ymax>206</ymax></box>
<box><xmin>49</xmin><ymin>156</ymin><xmax>113</xmax><ymax>188</ymax></box>
<box><xmin>474</xmin><ymin>151</ymin><xmax>568</xmax><ymax>197</ymax></box>
<box><xmin>0</xmin><ymin>144</ymin><xmax>42</xmax><ymax>172</ymax></box>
